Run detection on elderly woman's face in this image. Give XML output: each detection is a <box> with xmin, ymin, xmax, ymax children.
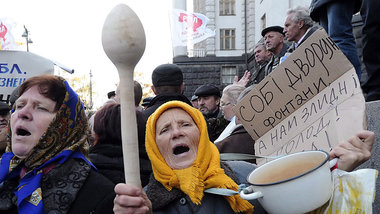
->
<box><xmin>11</xmin><ymin>86</ymin><xmax>57</xmax><ymax>158</ymax></box>
<box><xmin>220</xmin><ymin>94</ymin><xmax>234</xmax><ymax>121</ymax></box>
<box><xmin>155</xmin><ymin>108</ymin><xmax>200</xmax><ymax>169</ymax></box>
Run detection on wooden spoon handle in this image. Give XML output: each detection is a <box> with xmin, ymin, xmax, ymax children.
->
<box><xmin>102</xmin><ymin>4</ymin><xmax>146</xmax><ymax>187</ymax></box>
<box><xmin>119</xmin><ymin>79</ymin><xmax>141</xmax><ymax>187</ymax></box>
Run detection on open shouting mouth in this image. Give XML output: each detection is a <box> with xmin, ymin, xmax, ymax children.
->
<box><xmin>173</xmin><ymin>144</ymin><xmax>190</xmax><ymax>155</ymax></box>
<box><xmin>16</xmin><ymin>128</ymin><xmax>31</xmax><ymax>136</ymax></box>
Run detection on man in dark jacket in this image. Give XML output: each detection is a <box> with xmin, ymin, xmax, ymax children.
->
<box><xmin>194</xmin><ymin>84</ymin><xmax>222</xmax><ymax>120</ymax></box>
<box><xmin>249</xmin><ymin>42</ymin><xmax>272</xmax><ymax>85</ymax></box>
<box><xmin>262</xmin><ymin>26</ymin><xmax>290</xmax><ymax>76</ymax></box>
<box><xmin>194</xmin><ymin>84</ymin><xmax>229</xmax><ymax>142</ymax></box>
<box><xmin>143</xmin><ymin>64</ymin><xmax>192</xmax><ymax>119</ymax></box>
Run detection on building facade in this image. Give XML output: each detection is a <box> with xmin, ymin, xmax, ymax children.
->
<box><xmin>174</xmin><ymin>0</ymin><xmax>311</xmax><ymax>99</ymax></box>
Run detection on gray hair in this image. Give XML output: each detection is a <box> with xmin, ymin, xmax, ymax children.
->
<box><xmin>254</xmin><ymin>42</ymin><xmax>267</xmax><ymax>51</ymax></box>
<box><xmin>287</xmin><ymin>6</ymin><xmax>314</xmax><ymax>29</ymax></box>
<box><xmin>222</xmin><ymin>84</ymin><xmax>246</xmax><ymax>105</ymax></box>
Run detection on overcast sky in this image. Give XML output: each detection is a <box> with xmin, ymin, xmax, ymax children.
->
<box><xmin>2</xmin><ymin>0</ymin><xmax>174</xmax><ymax>107</ymax></box>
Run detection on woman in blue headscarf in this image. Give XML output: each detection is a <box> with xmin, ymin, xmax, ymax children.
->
<box><xmin>0</xmin><ymin>74</ymin><xmax>115</xmax><ymax>214</ymax></box>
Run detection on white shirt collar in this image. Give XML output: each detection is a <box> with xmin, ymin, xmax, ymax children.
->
<box><xmin>295</xmin><ymin>27</ymin><xmax>312</xmax><ymax>48</ymax></box>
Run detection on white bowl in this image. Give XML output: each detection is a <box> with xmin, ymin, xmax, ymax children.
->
<box><xmin>240</xmin><ymin>150</ymin><xmax>334</xmax><ymax>214</ymax></box>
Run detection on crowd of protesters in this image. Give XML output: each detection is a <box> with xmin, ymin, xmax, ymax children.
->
<box><xmin>0</xmin><ymin>3</ymin><xmax>378</xmax><ymax>214</ymax></box>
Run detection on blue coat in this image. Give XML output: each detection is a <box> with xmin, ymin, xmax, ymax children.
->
<box><xmin>310</xmin><ymin>0</ymin><xmax>362</xmax><ymax>22</ymax></box>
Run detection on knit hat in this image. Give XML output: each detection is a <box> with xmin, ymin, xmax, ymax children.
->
<box><xmin>152</xmin><ymin>64</ymin><xmax>183</xmax><ymax>87</ymax></box>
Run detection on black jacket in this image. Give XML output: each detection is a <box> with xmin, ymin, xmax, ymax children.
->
<box><xmin>90</xmin><ymin>144</ymin><xmax>125</xmax><ymax>184</ymax></box>
<box><xmin>90</xmin><ymin>143</ymin><xmax>152</xmax><ymax>187</ymax></box>
<box><xmin>69</xmin><ymin>169</ymin><xmax>115</xmax><ymax>214</ymax></box>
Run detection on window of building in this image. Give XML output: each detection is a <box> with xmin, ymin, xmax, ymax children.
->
<box><xmin>219</xmin><ymin>0</ymin><xmax>235</xmax><ymax>15</ymax></box>
<box><xmin>221</xmin><ymin>66</ymin><xmax>237</xmax><ymax>85</ymax></box>
<box><xmin>220</xmin><ymin>29</ymin><xmax>236</xmax><ymax>50</ymax></box>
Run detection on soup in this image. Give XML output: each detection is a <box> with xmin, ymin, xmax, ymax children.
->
<box><xmin>251</xmin><ymin>155</ymin><xmax>325</xmax><ymax>184</ymax></box>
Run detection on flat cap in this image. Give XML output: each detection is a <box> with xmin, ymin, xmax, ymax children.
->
<box><xmin>261</xmin><ymin>26</ymin><xmax>285</xmax><ymax>37</ymax></box>
<box><xmin>191</xmin><ymin>95</ymin><xmax>198</xmax><ymax>101</ymax></box>
<box><xmin>0</xmin><ymin>101</ymin><xmax>10</xmax><ymax>115</ymax></box>
<box><xmin>194</xmin><ymin>84</ymin><xmax>221</xmax><ymax>97</ymax></box>
<box><xmin>152</xmin><ymin>64</ymin><xmax>183</xmax><ymax>87</ymax></box>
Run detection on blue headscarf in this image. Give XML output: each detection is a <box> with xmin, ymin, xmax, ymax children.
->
<box><xmin>0</xmin><ymin>75</ymin><xmax>93</xmax><ymax>213</ymax></box>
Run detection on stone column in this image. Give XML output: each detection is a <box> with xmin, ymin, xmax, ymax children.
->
<box><xmin>172</xmin><ymin>0</ymin><xmax>187</xmax><ymax>57</ymax></box>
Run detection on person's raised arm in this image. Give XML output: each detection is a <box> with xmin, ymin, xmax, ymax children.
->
<box><xmin>330</xmin><ymin>130</ymin><xmax>374</xmax><ymax>172</ymax></box>
<box><xmin>113</xmin><ymin>183</ymin><xmax>152</xmax><ymax>214</ymax></box>
<box><xmin>233</xmin><ymin>70</ymin><xmax>250</xmax><ymax>87</ymax></box>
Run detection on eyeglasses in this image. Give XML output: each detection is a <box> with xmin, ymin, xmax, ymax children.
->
<box><xmin>220</xmin><ymin>102</ymin><xmax>231</xmax><ymax>107</ymax></box>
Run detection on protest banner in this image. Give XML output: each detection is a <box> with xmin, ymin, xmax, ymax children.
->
<box><xmin>0</xmin><ymin>18</ymin><xmax>20</xmax><ymax>51</ymax></box>
<box><xmin>233</xmin><ymin>29</ymin><xmax>366</xmax><ymax>165</ymax></box>
<box><xmin>0</xmin><ymin>51</ymin><xmax>54</xmax><ymax>104</ymax></box>
<box><xmin>170</xmin><ymin>9</ymin><xmax>215</xmax><ymax>47</ymax></box>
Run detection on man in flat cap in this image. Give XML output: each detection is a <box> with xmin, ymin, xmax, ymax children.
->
<box><xmin>143</xmin><ymin>64</ymin><xmax>192</xmax><ymax>118</ymax></box>
<box><xmin>195</xmin><ymin>84</ymin><xmax>229</xmax><ymax>142</ymax></box>
<box><xmin>194</xmin><ymin>84</ymin><xmax>222</xmax><ymax>119</ymax></box>
<box><xmin>262</xmin><ymin>25</ymin><xmax>290</xmax><ymax>76</ymax></box>
<box><xmin>0</xmin><ymin>102</ymin><xmax>10</xmax><ymax>157</ymax></box>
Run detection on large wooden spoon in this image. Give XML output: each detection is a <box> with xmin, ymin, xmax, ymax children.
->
<box><xmin>101</xmin><ymin>4</ymin><xmax>146</xmax><ymax>187</ymax></box>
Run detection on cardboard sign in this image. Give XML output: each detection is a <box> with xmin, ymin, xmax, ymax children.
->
<box><xmin>233</xmin><ymin>29</ymin><xmax>366</xmax><ymax>164</ymax></box>
<box><xmin>0</xmin><ymin>51</ymin><xmax>54</xmax><ymax>104</ymax></box>
<box><xmin>255</xmin><ymin>69</ymin><xmax>365</xmax><ymax>164</ymax></box>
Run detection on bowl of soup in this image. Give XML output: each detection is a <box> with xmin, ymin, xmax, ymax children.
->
<box><xmin>240</xmin><ymin>150</ymin><xmax>335</xmax><ymax>214</ymax></box>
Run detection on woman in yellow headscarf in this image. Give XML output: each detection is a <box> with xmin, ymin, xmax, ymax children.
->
<box><xmin>113</xmin><ymin>100</ymin><xmax>375</xmax><ymax>214</ymax></box>
<box><xmin>114</xmin><ymin>100</ymin><xmax>265</xmax><ymax>214</ymax></box>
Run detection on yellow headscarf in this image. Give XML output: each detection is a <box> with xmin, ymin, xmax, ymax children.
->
<box><xmin>146</xmin><ymin>101</ymin><xmax>253</xmax><ymax>213</ymax></box>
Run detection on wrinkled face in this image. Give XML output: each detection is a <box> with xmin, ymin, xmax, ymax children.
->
<box><xmin>11</xmin><ymin>86</ymin><xmax>57</xmax><ymax>159</ymax></box>
<box><xmin>254</xmin><ymin>45</ymin><xmax>271</xmax><ymax>64</ymax></box>
<box><xmin>284</xmin><ymin>13</ymin><xmax>302</xmax><ymax>42</ymax></box>
<box><xmin>198</xmin><ymin>96</ymin><xmax>219</xmax><ymax>116</ymax></box>
<box><xmin>264</xmin><ymin>31</ymin><xmax>283</xmax><ymax>53</ymax></box>
<box><xmin>155</xmin><ymin>108</ymin><xmax>200</xmax><ymax>169</ymax></box>
<box><xmin>0</xmin><ymin>113</ymin><xmax>9</xmax><ymax>134</ymax></box>
<box><xmin>220</xmin><ymin>95</ymin><xmax>234</xmax><ymax>121</ymax></box>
